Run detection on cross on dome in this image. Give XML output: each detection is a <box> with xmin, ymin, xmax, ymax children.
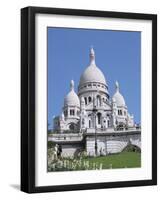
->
<box><xmin>90</xmin><ymin>46</ymin><xmax>96</xmax><ymax>65</ymax></box>
<box><xmin>115</xmin><ymin>81</ymin><xmax>119</xmax><ymax>92</ymax></box>
<box><xmin>70</xmin><ymin>80</ymin><xmax>74</xmax><ymax>91</ymax></box>
<box><xmin>90</xmin><ymin>45</ymin><xmax>95</xmax><ymax>54</ymax></box>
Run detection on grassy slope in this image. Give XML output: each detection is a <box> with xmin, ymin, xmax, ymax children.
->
<box><xmin>83</xmin><ymin>152</ymin><xmax>141</xmax><ymax>169</ymax></box>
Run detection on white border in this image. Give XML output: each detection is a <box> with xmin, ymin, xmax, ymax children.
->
<box><xmin>35</xmin><ymin>14</ymin><xmax>152</xmax><ymax>186</ymax></box>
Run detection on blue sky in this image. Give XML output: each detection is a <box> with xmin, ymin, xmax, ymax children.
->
<box><xmin>48</xmin><ymin>27</ymin><xmax>141</xmax><ymax>129</ymax></box>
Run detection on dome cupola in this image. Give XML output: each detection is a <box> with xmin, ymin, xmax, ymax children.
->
<box><xmin>79</xmin><ymin>47</ymin><xmax>107</xmax><ymax>86</ymax></box>
<box><xmin>64</xmin><ymin>80</ymin><xmax>80</xmax><ymax>107</ymax></box>
<box><xmin>78</xmin><ymin>47</ymin><xmax>108</xmax><ymax>96</ymax></box>
<box><xmin>112</xmin><ymin>81</ymin><xmax>126</xmax><ymax>106</ymax></box>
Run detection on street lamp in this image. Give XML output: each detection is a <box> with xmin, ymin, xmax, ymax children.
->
<box><xmin>93</xmin><ymin>105</ymin><xmax>98</xmax><ymax>156</ymax></box>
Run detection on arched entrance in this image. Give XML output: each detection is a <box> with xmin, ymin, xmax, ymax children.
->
<box><xmin>69</xmin><ymin>123</ymin><xmax>75</xmax><ymax>131</ymax></box>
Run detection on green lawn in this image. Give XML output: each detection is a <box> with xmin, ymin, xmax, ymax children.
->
<box><xmin>82</xmin><ymin>152</ymin><xmax>141</xmax><ymax>169</ymax></box>
<box><xmin>48</xmin><ymin>151</ymin><xmax>141</xmax><ymax>172</ymax></box>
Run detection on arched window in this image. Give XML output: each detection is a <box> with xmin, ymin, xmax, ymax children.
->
<box><xmin>118</xmin><ymin>110</ymin><xmax>122</xmax><ymax>116</ymax></box>
<box><xmin>84</xmin><ymin>97</ymin><xmax>87</xmax><ymax>105</ymax></box>
<box><xmin>64</xmin><ymin>110</ymin><xmax>67</xmax><ymax>117</ymax></box>
<box><xmin>70</xmin><ymin>109</ymin><xmax>75</xmax><ymax>116</ymax></box>
<box><xmin>89</xmin><ymin>120</ymin><xmax>91</xmax><ymax>128</ymax></box>
<box><xmin>88</xmin><ymin>96</ymin><xmax>92</xmax><ymax>103</ymax></box>
<box><xmin>97</xmin><ymin>95</ymin><xmax>101</xmax><ymax>106</ymax></box>
<box><xmin>97</xmin><ymin>113</ymin><xmax>101</xmax><ymax>124</ymax></box>
<box><xmin>107</xmin><ymin>120</ymin><xmax>110</xmax><ymax>127</ymax></box>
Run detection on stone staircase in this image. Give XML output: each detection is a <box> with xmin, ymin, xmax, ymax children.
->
<box><xmin>106</xmin><ymin>140</ymin><xmax>128</xmax><ymax>154</ymax></box>
<box><xmin>86</xmin><ymin>140</ymin><xmax>129</xmax><ymax>155</ymax></box>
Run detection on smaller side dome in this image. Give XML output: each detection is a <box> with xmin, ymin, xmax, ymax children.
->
<box><xmin>112</xmin><ymin>81</ymin><xmax>126</xmax><ymax>106</ymax></box>
<box><xmin>64</xmin><ymin>80</ymin><xmax>80</xmax><ymax>107</ymax></box>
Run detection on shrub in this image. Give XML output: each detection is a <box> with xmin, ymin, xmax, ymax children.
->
<box><xmin>123</xmin><ymin>144</ymin><xmax>141</xmax><ymax>153</ymax></box>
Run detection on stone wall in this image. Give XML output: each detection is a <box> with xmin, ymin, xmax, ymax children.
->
<box><xmin>85</xmin><ymin>131</ymin><xmax>141</xmax><ymax>156</ymax></box>
<box><xmin>61</xmin><ymin>143</ymin><xmax>84</xmax><ymax>157</ymax></box>
<box><xmin>48</xmin><ymin>133</ymin><xmax>84</xmax><ymax>157</ymax></box>
<box><xmin>48</xmin><ymin>130</ymin><xmax>141</xmax><ymax>157</ymax></box>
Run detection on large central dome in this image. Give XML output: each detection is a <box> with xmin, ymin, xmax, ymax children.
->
<box><xmin>79</xmin><ymin>65</ymin><xmax>107</xmax><ymax>86</ymax></box>
<box><xmin>79</xmin><ymin>47</ymin><xmax>107</xmax><ymax>86</ymax></box>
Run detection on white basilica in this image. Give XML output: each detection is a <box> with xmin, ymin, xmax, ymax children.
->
<box><xmin>53</xmin><ymin>47</ymin><xmax>135</xmax><ymax>133</ymax></box>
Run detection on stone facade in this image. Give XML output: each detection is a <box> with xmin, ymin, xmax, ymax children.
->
<box><xmin>53</xmin><ymin>47</ymin><xmax>135</xmax><ymax>133</ymax></box>
<box><xmin>50</xmin><ymin>47</ymin><xmax>141</xmax><ymax>157</ymax></box>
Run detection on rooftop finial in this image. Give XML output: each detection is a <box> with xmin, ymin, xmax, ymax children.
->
<box><xmin>70</xmin><ymin>80</ymin><xmax>74</xmax><ymax>91</ymax></box>
<box><xmin>90</xmin><ymin>46</ymin><xmax>96</xmax><ymax>65</ymax></box>
<box><xmin>115</xmin><ymin>81</ymin><xmax>119</xmax><ymax>92</ymax></box>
